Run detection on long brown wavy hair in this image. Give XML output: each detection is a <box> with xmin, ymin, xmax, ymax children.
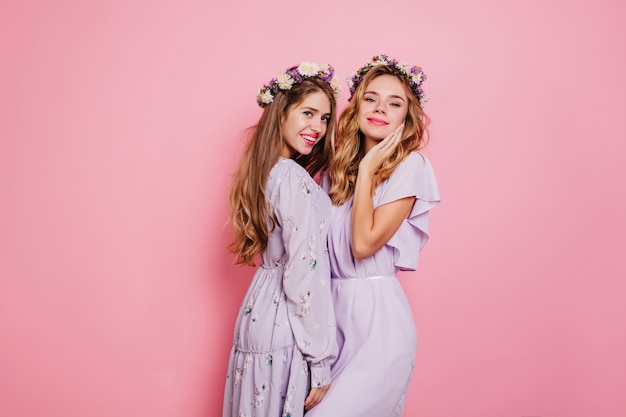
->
<box><xmin>328</xmin><ymin>65</ymin><xmax>430</xmax><ymax>206</ymax></box>
<box><xmin>229</xmin><ymin>77</ymin><xmax>337</xmax><ymax>266</ymax></box>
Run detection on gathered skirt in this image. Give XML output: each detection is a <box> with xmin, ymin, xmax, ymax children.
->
<box><xmin>223</xmin><ymin>265</ymin><xmax>310</xmax><ymax>417</ymax></box>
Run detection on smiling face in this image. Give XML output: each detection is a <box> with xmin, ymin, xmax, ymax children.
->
<box><xmin>357</xmin><ymin>74</ymin><xmax>409</xmax><ymax>152</ymax></box>
<box><xmin>280</xmin><ymin>91</ymin><xmax>331</xmax><ymax>158</ymax></box>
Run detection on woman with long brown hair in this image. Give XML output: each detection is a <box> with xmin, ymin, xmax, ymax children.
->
<box><xmin>222</xmin><ymin>62</ymin><xmax>340</xmax><ymax>417</ymax></box>
<box><xmin>308</xmin><ymin>54</ymin><xmax>441</xmax><ymax>416</ymax></box>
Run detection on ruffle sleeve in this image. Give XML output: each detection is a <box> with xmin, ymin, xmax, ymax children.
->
<box><xmin>376</xmin><ymin>152</ymin><xmax>441</xmax><ymax>271</ymax></box>
<box><xmin>272</xmin><ymin>162</ymin><xmax>337</xmax><ymax>387</ymax></box>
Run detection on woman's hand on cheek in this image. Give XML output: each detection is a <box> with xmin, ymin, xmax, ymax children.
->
<box><xmin>359</xmin><ymin>124</ymin><xmax>404</xmax><ymax>175</ymax></box>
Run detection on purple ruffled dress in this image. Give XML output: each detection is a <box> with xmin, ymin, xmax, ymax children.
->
<box><xmin>223</xmin><ymin>158</ymin><xmax>338</xmax><ymax>417</ymax></box>
<box><xmin>308</xmin><ymin>152</ymin><xmax>440</xmax><ymax>417</ymax></box>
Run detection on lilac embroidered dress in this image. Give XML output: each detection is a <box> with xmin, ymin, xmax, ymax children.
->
<box><xmin>223</xmin><ymin>158</ymin><xmax>338</xmax><ymax>417</ymax></box>
<box><xmin>308</xmin><ymin>152</ymin><xmax>440</xmax><ymax>417</ymax></box>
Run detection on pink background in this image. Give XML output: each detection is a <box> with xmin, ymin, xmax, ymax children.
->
<box><xmin>2</xmin><ymin>0</ymin><xmax>625</xmax><ymax>416</ymax></box>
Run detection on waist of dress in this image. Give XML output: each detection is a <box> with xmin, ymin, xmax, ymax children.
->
<box><xmin>233</xmin><ymin>344</ymin><xmax>294</xmax><ymax>355</ymax></box>
<box><xmin>332</xmin><ymin>274</ymin><xmax>395</xmax><ymax>280</ymax></box>
<box><xmin>260</xmin><ymin>263</ymin><xmax>285</xmax><ymax>270</ymax></box>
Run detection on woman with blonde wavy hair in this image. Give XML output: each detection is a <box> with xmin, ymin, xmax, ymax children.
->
<box><xmin>223</xmin><ymin>62</ymin><xmax>341</xmax><ymax>417</ymax></box>
<box><xmin>307</xmin><ymin>54</ymin><xmax>441</xmax><ymax>417</ymax></box>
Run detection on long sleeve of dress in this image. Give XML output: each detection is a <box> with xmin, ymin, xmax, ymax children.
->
<box><xmin>273</xmin><ymin>165</ymin><xmax>338</xmax><ymax>388</ymax></box>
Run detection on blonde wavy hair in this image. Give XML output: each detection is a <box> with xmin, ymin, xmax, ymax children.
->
<box><xmin>328</xmin><ymin>65</ymin><xmax>430</xmax><ymax>206</ymax></box>
<box><xmin>229</xmin><ymin>77</ymin><xmax>337</xmax><ymax>266</ymax></box>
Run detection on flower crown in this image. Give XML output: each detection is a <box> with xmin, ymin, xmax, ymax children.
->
<box><xmin>347</xmin><ymin>54</ymin><xmax>429</xmax><ymax>106</ymax></box>
<box><xmin>256</xmin><ymin>62</ymin><xmax>341</xmax><ymax>107</ymax></box>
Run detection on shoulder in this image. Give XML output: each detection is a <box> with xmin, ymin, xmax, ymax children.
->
<box><xmin>269</xmin><ymin>159</ymin><xmax>331</xmax><ymax>217</ymax></box>
<box><xmin>375</xmin><ymin>151</ymin><xmax>438</xmax><ymax>205</ymax></box>
<box><xmin>268</xmin><ymin>158</ymin><xmax>321</xmax><ymax>196</ymax></box>
<box><xmin>403</xmin><ymin>151</ymin><xmax>433</xmax><ymax>172</ymax></box>
<box><xmin>270</xmin><ymin>157</ymin><xmax>305</xmax><ymax>176</ymax></box>
<box><xmin>269</xmin><ymin>158</ymin><xmax>311</xmax><ymax>185</ymax></box>
<box><xmin>389</xmin><ymin>151</ymin><xmax>434</xmax><ymax>182</ymax></box>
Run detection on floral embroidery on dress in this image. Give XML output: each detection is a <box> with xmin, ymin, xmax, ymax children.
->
<box><xmin>283</xmin><ymin>263</ymin><xmax>292</xmax><ymax>280</ymax></box>
<box><xmin>243</xmin><ymin>288</ymin><xmax>260</xmax><ymax>316</ymax></box>
<box><xmin>271</xmin><ymin>256</ymin><xmax>285</xmax><ymax>267</ymax></box>
<box><xmin>285</xmin><ymin>217</ymin><xmax>299</xmax><ymax>232</ymax></box>
<box><xmin>272</xmin><ymin>291</ymin><xmax>284</xmax><ymax>306</ymax></box>
<box><xmin>297</xmin><ymin>173</ymin><xmax>312</xmax><ymax>195</ymax></box>
<box><xmin>318</xmin><ymin>218</ymin><xmax>327</xmax><ymax>236</ymax></box>
<box><xmin>308</xmin><ymin>236</ymin><xmax>317</xmax><ymax>271</ymax></box>
<box><xmin>297</xmin><ymin>340</ymin><xmax>312</xmax><ymax>351</ymax></box>
<box><xmin>299</xmin><ymin>235</ymin><xmax>317</xmax><ymax>271</ymax></box>
<box><xmin>253</xmin><ymin>383</ymin><xmax>267</xmax><ymax>408</ymax></box>
<box><xmin>294</xmin><ymin>290</ymin><xmax>312</xmax><ymax>317</ymax></box>
<box><xmin>311</xmin><ymin>369</ymin><xmax>328</xmax><ymax>387</ymax></box>
<box><xmin>281</xmin><ymin>385</ymin><xmax>295</xmax><ymax>417</ymax></box>
<box><xmin>234</xmin><ymin>354</ymin><xmax>252</xmax><ymax>386</ymax></box>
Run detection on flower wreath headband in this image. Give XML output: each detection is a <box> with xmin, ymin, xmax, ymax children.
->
<box><xmin>347</xmin><ymin>54</ymin><xmax>429</xmax><ymax>106</ymax></box>
<box><xmin>256</xmin><ymin>62</ymin><xmax>342</xmax><ymax>107</ymax></box>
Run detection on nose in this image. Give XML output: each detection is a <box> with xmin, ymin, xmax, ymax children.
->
<box><xmin>374</xmin><ymin>103</ymin><xmax>386</xmax><ymax>114</ymax></box>
<box><xmin>311</xmin><ymin>117</ymin><xmax>322</xmax><ymax>133</ymax></box>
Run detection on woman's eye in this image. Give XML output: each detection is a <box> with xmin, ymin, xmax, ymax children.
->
<box><xmin>321</xmin><ymin>116</ymin><xmax>329</xmax><ymax>122</ymax></box>
<box><xmin>390</xmin><ymin>102</ymin><xmax>401</xmax><ymax>107</ymax></box>
<box><xmin>303</xmin><ymin>111</ymin><xmax>312</xmax><ymax>116</ymax></box>
<box><xmin>364</xmin><ymin>97</ymin><xmax>375</xmax><ymax>103</ymax></box>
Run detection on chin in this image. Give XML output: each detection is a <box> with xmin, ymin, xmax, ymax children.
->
<box><xmin>364</xmin><ymin>129</ymin><xmax>390</xmax><ymax>141</ymax></box>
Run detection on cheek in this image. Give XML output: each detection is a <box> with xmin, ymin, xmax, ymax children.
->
<box><xmin>357</xmin><ymin>104</ymin><xmax>371</xmax><ymax>115</ymax></box>
<box><xmin>392</xmin><ymin>107</ymin><xmax>408</xmax><ymax>122</ymax></box>
<box><xmin>356</xmin><ymin>108</ymin><xmax>369</xmax><ymax>122</ymax></box>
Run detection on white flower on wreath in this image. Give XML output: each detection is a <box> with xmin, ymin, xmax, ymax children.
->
<box><xmin>397</xmin><ymin>61</ymin><xmax>410</xmax><ymax>73</ymax></box>
<box><xmin>276</xmin><ymin>73</ymin><xmax>294</xmax><ymax>90</ymax></box>
<box><xmin>411</xmin><ymin>72</ymin><xmax>423</xmax><ymax>84</ymax></box>
<box><xmin>258</xmin><ymin>90</ymin><xmax>273</xmax><ymax>104</ymax></box>
<box><xmin>347</xmin><ymin>73</ymin><xmax>356</xmax><ymax>89</ymax></box>
<box><xmin>330</xmin><ymin>76</ymin><xmax>341</xmax><ymax>96</ymax></box>
<box><xmin>373</xmin><ymin>57</ymin><xmax>387</xmax><ymax>66</ymax></box>
<box><xmin>298</xmin><ymin>62</ymin><xmax>320</xmax><ymax>77</ymax></box>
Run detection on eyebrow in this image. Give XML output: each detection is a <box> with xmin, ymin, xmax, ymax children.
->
<box><xmin>302</xmin><ymin>106</ymin><xmax>331</xmax><ymax>115</ymax></box>
<box><xmin>364</xmin><ymin>91</ymin><xmax>406</xmax><ymax>102</ymax></box>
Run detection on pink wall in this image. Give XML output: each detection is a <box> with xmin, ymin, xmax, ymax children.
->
<box><xmin>2</xmin><ymin>0</ymin><xmax>625</xmax><ymax>416</ymax></box>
